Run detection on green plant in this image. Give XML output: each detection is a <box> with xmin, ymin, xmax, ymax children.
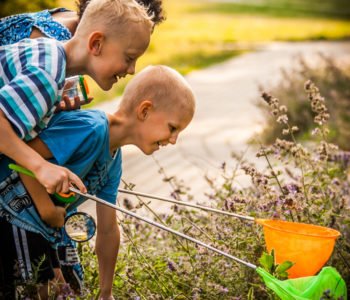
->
<box><xmin>259</xmin><ymin>250</ymin><xmax>294</xmax><ymax>280</ymax></box>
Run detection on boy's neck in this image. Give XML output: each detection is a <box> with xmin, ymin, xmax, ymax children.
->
<box><xmin>107</xmin><ymin>112</ymin><xmax>136</xmax><ymax>153</ymax></box>
<box><xmin>63</xmin><ymin>37</ymin><xmax>86</xmax><ymax>77</ymax></box>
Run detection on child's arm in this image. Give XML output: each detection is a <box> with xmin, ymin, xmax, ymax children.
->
<box><xmin>19</xmin><ymin>172</ymin><xmax>66</xmax><ymax>228</ymax></box>
<box><xmin>0</xmin><ymin>110</ymin><xmax>86</xmax><ymax>194</ymax></box>
<box><xmin>8</xmin><ymin>132</ymin><xmax>68</xmax><ymax>227</ymax></box>
<box><xmin>95</xmin><ymin>204</ymin><xmax>120</xmax><ymax>300</ymax></box>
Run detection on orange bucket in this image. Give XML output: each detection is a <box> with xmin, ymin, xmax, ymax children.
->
<box><xmin>256</xmin><ymin>219</ymin><xmax>340</xmax><ymax>278</ymax></box>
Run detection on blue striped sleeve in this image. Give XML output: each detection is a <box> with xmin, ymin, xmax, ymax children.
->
<box><xmin>35</xmin><ymin>39</ymin><xmax>66</xmax><ymax>92</ymax></box>
<box><xmin>0</xmin><ymin>66</ymin><xmax>61</xmax><ymax>139</ymax></box>
<box><xmin>0</xmin><ymin>38</ymin><xmax>66</xmax><ymax>140</ymax></box>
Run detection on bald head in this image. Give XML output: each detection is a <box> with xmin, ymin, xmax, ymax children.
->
<box><xmin>120</xmin><ymin>65</ymin><xmax>195</xmax><ymax>117</ymax></box>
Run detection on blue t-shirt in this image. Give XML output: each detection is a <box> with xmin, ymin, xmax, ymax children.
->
<box><xmin>0</xmin><ymin>110</ymin><xmax>122</xmax><ymax>245</ymax></box>
<box><xmin>0</xmin><ymin>8</ymin><xmax>72</xmax><ymax>46</ymax></box>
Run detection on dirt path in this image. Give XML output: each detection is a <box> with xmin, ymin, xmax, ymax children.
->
<box><xmin>80</xmin><ymin>41</ymin><xmax>350</xmax><ymax>217</ymax></box>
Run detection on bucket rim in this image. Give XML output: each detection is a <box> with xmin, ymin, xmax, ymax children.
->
<box><xmin>255</xmin><ymin>218</ymin><xmax>341</xmax><ymax>239</ymax></box>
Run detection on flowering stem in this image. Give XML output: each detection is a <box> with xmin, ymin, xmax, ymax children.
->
<box><xmin>260</xmin><ymin>143</ymin><xmax>295</xmax><ymax>222</ymax></box>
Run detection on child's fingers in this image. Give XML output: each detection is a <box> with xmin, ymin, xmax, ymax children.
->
<box><xmin>67</xmin><ymin>172</ymin><xmax>87</xmax><ymax>194</ymax></box>
<box><xmin>54</xmin><ymin>101</ymin><xmax>65</xmax><ymax>113</ymax></box>
<box><xmin>60</xmin><ymin>177</ymin><xmax>71</xmax><ymax>194</ymax></box>
<box><xmin>80</xmin><ymin>96</ymin><xmax>94</xmax><ymax>106</ymax></box>
<box><xmin>62</xmin><ymin>95</ymin><xmax>73</xmax><ymax>110</ymax></box>
<box><xmin>34</xmin><ymin>163</ymin><xmax>84</xmax><ymax>194</ymax></box>
<box><xmin>56</xmin><ymin>96</ymin><xmax>83</xmax><ymax>113</ymax></box>
<box><xmin>49</xmin><ymin>180</ymin><xmax>63</xmax><ymax>195</ymax></box>
<box><xmin>55</xmin><ymin>96</ymin><xmax>71</xmax><ymax>113</ymax></box>
<box><xmin>57</xmin><ymin>95</ymin><xmax>92</xmax><ymax>112</ymax></box>
<box><xmin>72</xmin><ymin>96</ymin><xmax>81</xmax><ymax>109</ymax></box>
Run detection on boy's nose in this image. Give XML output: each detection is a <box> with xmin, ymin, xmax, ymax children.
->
<box><xmin>127</xmin><ymin>62</ymin><xmax>136</xmax><ymax>75</ymax></box>
<box><xmin>169</xmin><ymin>134</ymin><xmax>178</xmax><ymax>145</ymax></box>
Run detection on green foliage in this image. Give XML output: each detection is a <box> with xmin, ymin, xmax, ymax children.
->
<box><xmin>0</xmin><ymin>0</ymin><xmax>57</xmax><ymax>18</ymax></box>
<box><xmin>259</xmin><ymin>249</ymin><xmax>294</xmax><ymax>280</ymax></box>
<box><xmin>257</xmin><ymin>55</ymin><xmax>350</xmax><ymax>150</ymax></box>
<box><xmin>190</xmin><ymin>0</ymin><xmax>350</xmax><ymax>20</ymax></box>
<box><xmin>259</xmin><ymin>250</ymin><xmax>275</xmax><ymax>273</ymax></box>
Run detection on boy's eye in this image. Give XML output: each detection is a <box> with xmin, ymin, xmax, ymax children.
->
<box><xmin>169</xmin><ymin>125</ymin><xmax>177</xmax><ymax>133</ymax></box>
<box><xmin>126</xmin><ymin>56</ymin><xmax>134</xmax><ymax>63</ymax></box>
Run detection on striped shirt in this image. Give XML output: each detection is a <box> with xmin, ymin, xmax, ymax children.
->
<box><xmin>0</xmin><ymin>37</ymin><xmax>66</xmax><ymax>141</ymax></box>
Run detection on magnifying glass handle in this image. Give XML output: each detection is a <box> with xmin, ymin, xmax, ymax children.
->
<box><xmin>54</xmin><ymin>191</ymin><xmax>76</xmax><ymax>204</ymax></box>
<box><xmin>8</xmin><ymin>163</ymin><xmax>76</xmax><ymax>204</ymax></box>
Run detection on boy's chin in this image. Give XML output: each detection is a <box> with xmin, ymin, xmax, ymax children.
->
<box><xmin>96</xmin><ymin>79</ymin><xmax>113</xmax><ymax>91</ymax></box>
<box><xmin>140</xmin><ymin>147</ymin><xmax>157</xmax><ymax>155</ymax></box>
<box><xmin>142</xmin><ymin>150</ymin><xmax>154</xmax><ymax>155</ymax></box>
<box><xmin>100</xmin><ymin>83</ymin><xmax>113</xmax><ymax>91</ymax></box>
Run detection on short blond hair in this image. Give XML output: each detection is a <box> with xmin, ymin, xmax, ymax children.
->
<box><xmin>75</xmin><ymin>0</ymin><xmax>154</xmax><ymax>38</ymax></box>
<box><xmin>120</xmin><ymin>65</ymin><xmax>196</xmax><ymax>117</ymax></box>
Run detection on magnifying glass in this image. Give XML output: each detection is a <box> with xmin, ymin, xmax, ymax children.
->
<box><xmin>8</xmin><ymin>164</ymin><xmax>96</xmax><ymax>243</ymax></box>
<box><xmin>64</xmin><ymin>212</ymin><xmax>96</xmax><ymax>243</ymax></box>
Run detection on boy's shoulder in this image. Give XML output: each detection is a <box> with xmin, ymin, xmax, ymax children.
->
<box><xmin>0</xmin><ymin>37</ymin><xmax>66</xmax><ymax>81</ymax></box>
<box><xmin>0</xmin><ymin>37</ymin><xmax>63</xmax><ymax>51</ymax></box>
<box><xmin>51</xmin><ymin>109</ymin><xmax>107</xmax><ymax>127</ymax></box>
<box><xmin>23</xmin><ymin>37</ymin><xmax>65</xmax><ymax>62</ymax></box>
<box><xmin>46</xmin><ymin>109</ymin><xmax>109</xmax><ymax>140</ymax></box>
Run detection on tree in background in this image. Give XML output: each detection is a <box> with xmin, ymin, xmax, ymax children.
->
<box><xmin>0</xmin><ymin>0</ymin><xmax>57</xmax><ymax>18</ymax></box>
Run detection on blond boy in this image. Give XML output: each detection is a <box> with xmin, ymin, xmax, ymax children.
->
<box><xmin>0</xmin><ymin>65</ymin><xmax>195</xmax><ymax>299</ymax></box>
<box><xmin>0</xmin><ymin>0</ymin><xmax>153</xmax><ymax>195</ymax></box>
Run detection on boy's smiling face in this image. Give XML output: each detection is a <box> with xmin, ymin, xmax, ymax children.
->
<box><xmin>88</xmin><ymin>22</ymin><xmax>151</xmax><ymax>91</ymax></box>
<box><xmin>135</xmin><ymin>101</ymin><xmax>193</xmax><ymax>155</ymax></box>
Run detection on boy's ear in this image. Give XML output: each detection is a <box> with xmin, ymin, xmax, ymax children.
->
<box><xmin>137</xmin><ymin>100</ymin><xmax>153</xmax><ymax>121</ymax></box>
<box><xmin>88</xmin><ymin>32</ymin><xmax>104</xmax><ymax>56</ymax></box>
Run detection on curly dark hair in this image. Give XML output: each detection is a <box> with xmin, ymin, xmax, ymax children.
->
<box><xmin>76</xmin><ymin>0</ymin><xmax>90</xmax><ymax>20</ymax></box>
<box><xmin>76</xmin><ymin>0</ymin><xmax>165</xmax><ymax>26</ymax></box>
<box><xmin>136</xmin><ymin>0</ymin><xmax>165</xmax><ymax>25</ymax></box>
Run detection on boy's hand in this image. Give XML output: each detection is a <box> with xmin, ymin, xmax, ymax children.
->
<box><xmin>43</xmin><ymin>206</ymin><xmax>66</xmax><ymax>228</ymax></box>
<box><xmin>55</xmin><ymin>95</ymin><xmax>93</xmax><ymax>113</ymax></box>
<box><xmin>34</xmin><ymin>161</ymin><xmax>87</xmax><ymax>194</ymax></box>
